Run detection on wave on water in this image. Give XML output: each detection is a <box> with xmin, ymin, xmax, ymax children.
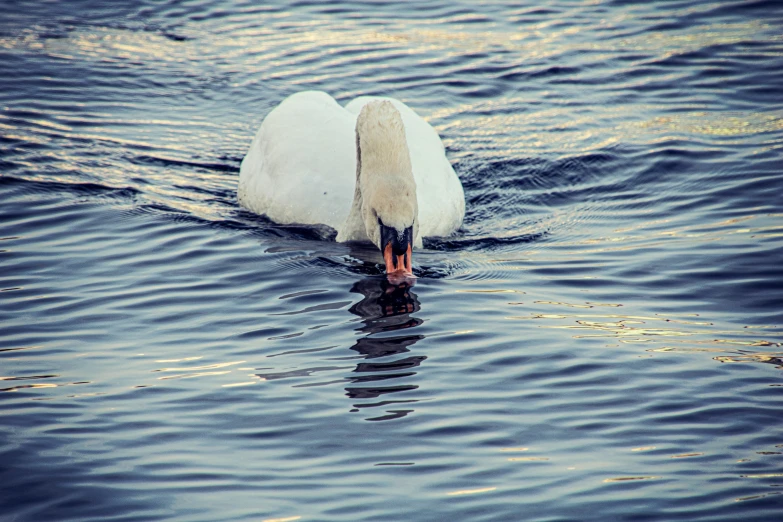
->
<box><xmin>1</xmin><ymin>1</ymin><xmax>782</xmax><ymax>521</ymax></box>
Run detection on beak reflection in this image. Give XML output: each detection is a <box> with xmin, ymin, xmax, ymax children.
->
<box><xmin>346</xmin><ymin>276</ymin><xmax>424</xmax><ymax>421</ymax></box>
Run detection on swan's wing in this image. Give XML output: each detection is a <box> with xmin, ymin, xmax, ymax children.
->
<box><xmin>345</xmin><ymin>96</ymin><xmax>465</xmax><ymax>238</ymax></box>
<box><xmin>238</xmin><ymin>91</ymin><xmax>356</xmax><ymax>230</ymax></box>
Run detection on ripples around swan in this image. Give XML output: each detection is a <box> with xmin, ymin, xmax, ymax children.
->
<box><xmin>1</xmin><ymin>0</ymin><xmax>782</xmax><ymax>520</ymax></box>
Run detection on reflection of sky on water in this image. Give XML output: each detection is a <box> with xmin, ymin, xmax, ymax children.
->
<box><xmin>2</xmin><ymin>0</ymin><xmax>783</xmax><ymax>519</ymax></box>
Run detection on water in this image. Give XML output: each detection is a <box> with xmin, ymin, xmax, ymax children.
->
<box><xmin>1</xmin><ymin>1</ymin><xmax>782</xmax><ymax>520</ymax></box>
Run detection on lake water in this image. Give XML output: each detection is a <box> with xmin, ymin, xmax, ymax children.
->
<box><xmin>1</xmin><ymin>1</ymin><xmax>782</xmax><ymax>520</ymax></box>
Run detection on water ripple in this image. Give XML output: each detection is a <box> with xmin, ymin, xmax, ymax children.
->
<box><xmin>1</xmin><ymin>0</ymin><xmax>783</xmax><ymax>520</ymax></box>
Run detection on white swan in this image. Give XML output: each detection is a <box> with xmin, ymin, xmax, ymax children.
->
<box><xmin>237</xmin><ymin>91</ymin><xmax>464</xmax><ymax>277</ymax></box>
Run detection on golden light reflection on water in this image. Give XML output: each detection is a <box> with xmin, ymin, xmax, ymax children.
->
<box><xmin>3</xmin><ymin>11</ymin><xmax>778</xmax><ymax>159</ymax></box>
<box><xmin>714</xmin><ymin>353</ymin><xmax>783</xmax><ymax>367</ymax></box>
<box><xmin>64</xmin><ymin>358</ymin><xmax>263</xmax><ymax>385</ymax></box>
<box><xmin>535</xmin><ymin>300</ymin><xmax>592</xmax><ymax>309</ymax></box>
<box><xmin>506</xmin><ymin>292</ymin><xmax>781</xmax><ymax>374</ymax></box>
<box><xmin>221</xmin><ymin>381</ymin><xmax>259</xmax><ymax>388</ymax></box>
<box><xmin>446</xmin><ymin>486</ymin><xmax>497</xmax><ymax>496</ymax></box>
<box><xmin>155</xmin><ymin>356</ymin><xmax>203</xmax><ymax>363</ymax></box>
<box><xmin>550</xmin><ymin>214</ymin><xmax>783</xmax><ymax>259</ymax></box>
<box><xmin>0</xmin><ymin>372</ymin><xmax>62</xmax><ymax>393</ymax></box>
<box><xmin>670</xmin><ymin>453</ymin><xmax>705</xmax><ymax>459</ymax></box>
<box><xmin>1</xmin><ymin>382</ymin><xmax>58</xmax><ymax>393</ymax></box>
<box><xmin>157</xmin><ymin>371</ymin><xmax>232</xmax><ymax>381</ymax></box>
<box><xmin>482</xmin><ymin>434</ymin><xmax>783</xmax><ymax>487</ymax></box>
<box><xmin>436</xmin><ymin>100</ymin><xmax>781</xmax><ymax>157</ymax></box>
<box><xmin>153</xmin><ymin>360</ymin><xmax>246</xmax><ymax>372</ymax></box>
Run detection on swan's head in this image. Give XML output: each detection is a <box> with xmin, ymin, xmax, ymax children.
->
<box><xmin>356</xmin><ymin>100</ymin><xmax>419</xmax><ymax>280</ymax></box>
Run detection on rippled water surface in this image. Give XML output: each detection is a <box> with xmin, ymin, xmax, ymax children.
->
<box><xmin>2</xmin><ymin>1</ymin><xmax>782</xmax><ymax>520</ymax></box>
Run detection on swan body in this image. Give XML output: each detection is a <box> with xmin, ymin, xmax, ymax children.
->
<box><xmin>238</xmin><ymin>91</ymin><xmax>464</xmax><ymax>252</ymax></box>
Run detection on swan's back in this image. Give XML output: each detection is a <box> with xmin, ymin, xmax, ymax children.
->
<box><xmin>238</xmin><ymin>91</ymin><xmax>356</xmax><ymax>229</ymax></box>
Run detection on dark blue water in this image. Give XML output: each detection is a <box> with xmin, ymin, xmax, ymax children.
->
<box><xmin>1</xmin><ymin>1</ymin><xmax>782</xmax><ymax>520</ymax></box>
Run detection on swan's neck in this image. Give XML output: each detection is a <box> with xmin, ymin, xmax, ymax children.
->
<box><xmin>337</xmin><ymin>101</ymin><xmax>417</xmax><ymax>246</ymax></box>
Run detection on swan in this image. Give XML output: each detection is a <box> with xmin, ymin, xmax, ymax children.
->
<box><xmin>237</xmin><ymin>91</ymin><xmax>464</xmax><ymax>278</ymax></box>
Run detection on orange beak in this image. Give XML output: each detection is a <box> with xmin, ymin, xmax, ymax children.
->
<box><xmin>383</xmin><ymin>242</ymin><xmax>413</xmax><ymax>280</ymax></box>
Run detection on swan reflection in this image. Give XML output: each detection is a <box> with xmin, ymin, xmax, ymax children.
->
<box><xmin>345</xmin><ymin>276</ymin><xmax>425</xmax><ymax>421</ymax></box>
